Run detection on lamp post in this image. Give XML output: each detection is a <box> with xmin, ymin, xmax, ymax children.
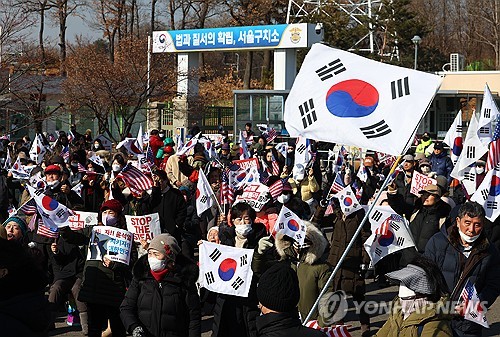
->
<box><xmin>411</xmin><ymin>35</ymin><xmax>422</xmax><ymax>70</ymax></box>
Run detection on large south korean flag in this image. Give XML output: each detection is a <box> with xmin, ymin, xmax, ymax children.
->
<box><xmin>284</xmin><ymin>43</ymin><xmax>442</xmax><ymax>155</ymax></box>
<box><xmin>199</xmin><ymin>241</ymin><xmax>254</xmax><ymax>297</ymax></box>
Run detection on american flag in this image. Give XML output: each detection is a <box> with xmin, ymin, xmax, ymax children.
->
<box><xmin>269</xmin><ymin>178</ymin><xmax>286</xmax><ymax>199</ymax></box>
<box><xmin>305</xmin><ymin>320</ymin><xmax>351</xmax><ymax>337</ymax></box>
<box><xmin>117</xmin><ymin>163</ymin><xmax>154</xmax><ymax>192</ymax></box>
<box><xmin>375</xmin><ymin>213</ymin><xmax>404</xmax><ymax>236</ymax></box>
<box><xmin>387</xmin><ymin>161</ymin><xmax>405</xmax><ymax>185</ymax></box>
<box><xmin>60</xmin><ymin>146</ymin><xmax>70</xmax><ymax>162</ymax></box>
<box><xmin>328</xmin><ymin>172</ymin><xmax>345</xmax><ymax>195</ymax></box>
<box><xmin>486</xmin><ymin>118</ymin><xmax>500</xmax><ymax>171</ymax></box>
<box><xmin>257</xmin><ymin>124</ymin><xmax>278</xmax><ymax>143</ymax></box>
<box><xmin>340</xmin><ymin>145</ymin><xmax>348</xmax><ymax>157</ymax></box>
<box><xmin>352</xmin><ymin>180</ymin><xmax>363</xmax><ymax>201</ymax></box>
<box><xmin>325</xmin><ymin>199</ymin><xmax>335</xmax><ymax>216</ymax></box>
<box><xmin>271</xmin><ymin>153</ymin><xmax>280</xmax><ymax>175</ymax></box>
<box><xmin>146</xmin><ymin>144</ymin><xmax>155</xmax><ymax>167</ymax></box>
<box><xmin>460</xmin><ymin>279</ymin><xmax>489</xmax><ymax>328</ymax></box>
<box><xmin>260</xmin><ymin>159</ymin><xmax>271</xmax><ymax>184</ymax></box>
<box><xmin>18</xmin><ymin>198</ymin><xmax>37</xmax><ymax>215</ymax></box>
<box><xmin>36</xmin><ymin>218</ymin><xmax>59</xmax><ymax>238</ymax></box>
<box><xmin>77</xmin><ymin>162</ymin><xmax>87</xmax><ymax>173</ymax></box>
<box><xmin>220</xmin><ymin>168</ymin><xmax>234</xmax><ymax>205</ymax></box>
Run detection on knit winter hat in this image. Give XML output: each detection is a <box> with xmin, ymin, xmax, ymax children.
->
<box><xmin>100</xmin><ymin>199</ymin><xmax>123</xmax><ymax>214</ymax></box>
<box><xmin>3</xmin><ymin>216</ymin><xmax>28</xmax><ymax>236</ymax></box>
<box><xmin>148</xmin><ymin>233</ymin><xmax>180</xmax><ymax>262</ymax></box>
<box><xmin>257</xmin><ymin>262</ymin><xmax>300</xmax><ymax>312</ymax></box>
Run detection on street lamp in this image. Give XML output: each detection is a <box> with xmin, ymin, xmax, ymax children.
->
<box><xmin>412</xmin><ymin>35</ymin><xmax>422</xmax><ymax>70</ymax></box>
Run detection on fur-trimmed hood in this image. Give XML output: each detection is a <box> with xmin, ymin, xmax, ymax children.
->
<box><xmin>275</xmin><ymin>221</ymin><xmax>328</xmax><ymax>265</ymax></box>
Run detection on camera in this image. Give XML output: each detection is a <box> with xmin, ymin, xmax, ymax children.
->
<box><xmin>315</xmin><ymin>23</ymin><xmax>323</xmax><ymax>35</ymax></box>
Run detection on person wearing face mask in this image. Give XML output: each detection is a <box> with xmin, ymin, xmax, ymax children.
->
<box><xmin>416</xmin><ymin>132</ymin><xmax>434</xmax><ymax>157</ymax></box>
<box><xmin>429</xmin><ymin>142</ymin><xmax>453</xmax><ymax>184</ymax></box>
<box><xmin>150</xmin><ymin>169</ymin><xmax>187</xmax><ymax>243</ymax></box>
<box><xmin>212</xmin><ymin>203</ymin><xmax>266</xmax><ymax>337</ymax></box>
<box><xmin>60</xmin><ymin>199</ymin><xmax>137</xmax><ymax>337</ymax></box>
<box><xmin>92</xmin><ymin>139</ymin><xmax>105</xmax><ymax>152</ymax></box>
<box><xmin>424</xmin><ymin>201</ymin><xmax>500</xmax><ymax>337</ymax></box>
<box><xmin>376</xmin><ymin>257</ymin><xmax>452</xmax><ymax>337</ymax></box>
<box><xmin>289</xmin><ymin>164</ymin><xmax>319</xmax><ymax>216</ymax></box>
<box><xmin>43</xmin><ymin>164</ymin><xmax>84</xmax><ymax>210</ymax></box>
<box><xmin>120</xmin><ymin>233</ymin><xmax>201</xmax><ymax>337</ymax></box>
<box><xmin>81</xmin><ymin>161</ymin><xmax>105</xmax><ymax>212</ymax></box>
<box><xmin>475</xmin><ymin>160</ymin><xmax>486</xmax><ymax>189</ymax></box>
<box><xmin>388</xmin><ymin>154</ymin><xmax>418</xmax><ymax>218</ymax></box>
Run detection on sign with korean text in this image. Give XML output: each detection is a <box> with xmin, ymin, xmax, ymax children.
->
<box><xmin>153</xmin><ymin>24</ymin><xmax>314</xmax><ymax>53</ymax></box>
<box><xmin>87</xmin><ymin>226</ymin><xmax>133</xmax><ymax>265</ymax></box>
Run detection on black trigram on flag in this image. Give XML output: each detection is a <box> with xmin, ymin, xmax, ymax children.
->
<box><xmin>371</xmin><ymin>210</ymin><xmax>383</xmax><ymax>222</ymax></box>
<box><xmin>391</xmin><ymin>77</ymin><xmax>410</xmax><ymax>99</ymax></box>
<box><xmin>205</xmin><ymin>271</ymin><xmax>215</xmax><ymax>285</ymax></box>
<box><xmin>278</xmin><ymin>222</ymin><xmax>285</xmax><ymax>229</ymax></box>
<box><xmin>466</xmin><ymin>146</ymin><xmax>475</xmax><ymax>159</ymax></box>
<box><xmin>231</xmin><ymin>276</ymin><xmax>244</xmax><ymax>290</ymax></box>
<box><xmin>481</xmin><ymin>189</ymin><xmax>489</xmax><ymax>201</ymax></box>
<box><xmin>478</xmin><ymin>126</ymin><xmax>490</xmax><ymax>135</ymax></box>
<box><xmin>295</xmin><ymin>233</ymin><xmax>303</xmax><ymax>241</ymax></box>
<box><xmin>284</xmin><ymin>212</ymin><xmax>292</xmax><ymax>218</ymax></box>
<box><xmin>315</xmin><ymin>59</ymin><xmax>346</xmax><ymax>81</ymax></box>
<box><xmin>360</xmin><ymin>120</ymin><xmax>392</xmax><ymax>139</ymax></box>
<box><xmin>375</xmin><ymin>247</ymin><xmax>382</xmax><ymax>256</ymax></box>
<box><xmin>456</xmin><ymin>124</ymin><xmax>463</xmax><ymax>133</ymax></box>
<box><xmin>200</xmin><ymin>195</ymin><xmax>208</xmax><ymax>204</ymax></box>
<box><xmin>296</xmin><ymin>144</ymin><xmax>306</xmax><ymax>154</ymax></box>
<box><xmin>390</xmin><ymin>222</ymin><xmax>400</xmax><ymax>231</ymax></box>
<box><xmin>209</xmin><ymin>248</ymin><xmax>222</xmax><ymax>262</ymax></box>
<box><xmin>299</xmin><ymin>99</ymin><xmax>317</xmax><ymax>129</ymax></box>
<box><xmin>470</xmin><ymin>312</ymin><xmax>478</xmax><ymax>319</ymax></box>
<box><xmin>486</xmin><ymin>201</ymin><xmax>498</xmax><ymax>210</ymax></box>
<box><xmin>484</xmin><ymin>108</ymin><xmax>491</xmax><ymax>119</ymax></box>
<box><xmin>463</xmin><ymin>171</ymin><xmax>475</xmax><ymax>182</ymax></box>
<box><xmin>56</xmin><ymin>209</ymin><xmax>66</xmax><ymax>218</ymax></box>
<box><xmin>396</xmin><ymin>237</ymin><xmax>405</xmax><ymax>246</ymax></box>
<box><xmin>240</xmin><ymin>254</ymin><xmax>248</xmax><ymax>267</ymax></box>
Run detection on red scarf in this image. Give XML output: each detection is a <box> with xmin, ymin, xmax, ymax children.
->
<box><xmin>150</xmin><ymin>268</ymin><xmax>169</xmax><ymax>282</ymax></box>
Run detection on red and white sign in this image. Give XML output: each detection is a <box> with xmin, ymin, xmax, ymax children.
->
<box><xmin>232</xmin><ymin>158</ymin><xmax>260</xmax><ymax>170</ymax></box>
<box><xmin>68</xmin><ymin>211</ymin><xmax>99</xmax><ymax>230</ymax></box>
<box><xmin>410</xmin><ymin>171</ymin><xmax>437</xmax><ymax>196</ymax></box>
<box><xmin>234</xmin><ymin>183</ymin><xmax>270</xmax><ymax>211</ymax></box>
<box><xmin>125</xmin><ymin>213</ymin><xmax>161</xmax><ymax>242</ymax></box>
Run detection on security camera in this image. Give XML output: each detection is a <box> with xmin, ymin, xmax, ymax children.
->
<box><xmin>315</xmin><ymin>23</ymin><xmax>323</xmax><ymax>35</ymax></box>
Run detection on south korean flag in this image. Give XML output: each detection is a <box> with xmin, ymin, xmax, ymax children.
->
<box><xmin>284</xmin><ymin>43</ymin><xmax>442</xmax><ymax>156</ymax></box>
<box><xmin>335</xmin><ymin>185</ymin><xmax>361</xmax><ymax>216</ymax></box>
<box><xmin>471</xmin><ymin>164</ymin><xmax>500</xmax><ymax>221</ymax></box>
<box><xmin>199</xmin><ymin>241</ymin><xmax>254</xmax><ymax>297</ymax></box>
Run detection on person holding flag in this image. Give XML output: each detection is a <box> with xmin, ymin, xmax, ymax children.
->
<box><xmin>211</xmin><ymin>202</ymin><xmax>267</xmax><ymax>337</ymax></box>
<box><xmin>289</xmin><ymin>164</ymin><xmax>320</xmax><ymax>217</ymax></box>
<box><xmin>327</xmin><ymin>201</ymin><xmax>372</xmax><ymax>335</ymax></box>
<box><xmin>425</xmin><ymin>202</ymin><xmax>500</xmax><ymax>337</ymax></box>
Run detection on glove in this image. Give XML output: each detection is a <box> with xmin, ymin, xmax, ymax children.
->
<box><xmin>257</xmin><ymin>236</ymin><xmax>274</xmax><ymax>254</ymax></box>
<box><xmin>132</xmin><ymin>326</ymin><xmax>146</xmax><ymax>337</ymax></box>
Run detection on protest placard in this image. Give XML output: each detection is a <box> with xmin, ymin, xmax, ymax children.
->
<box><xmin>125</xmin><ymin>213</ymin><xmax>161</xmax><ymax>242</ymax></box>
<box><xmin>232</xmin><ymin>158</ymin><xmax>260</xmax><ymax>170</ymax></box>
<box><xmin>234</xmin><ymin>183</ymin><xmax>270</xmax><ymax>211</ymax></box>
<box><xmin>410</xmin><ymin>171</ymin><xmax>437</xmax><ymax>196</ymax></box>
<box><xmin>87</xmin><ymin>226</ymin><xmax>133</xmax><ymax>265</ymax></box>
<box><xmin>68</xmin><ymin>211</ymin><xmax>99</xmax><ymax>230</ymax></box>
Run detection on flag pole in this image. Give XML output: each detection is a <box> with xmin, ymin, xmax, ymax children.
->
<box><xmin>303</xmin><ymin>156</ymin><xmax>402</xmax><ymax>324</ymax></box>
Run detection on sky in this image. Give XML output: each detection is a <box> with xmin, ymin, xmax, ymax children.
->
<box><xmin>32</xmin><ymin>12</ymin><xmax>101</xmax><ymax>44</ymax></box>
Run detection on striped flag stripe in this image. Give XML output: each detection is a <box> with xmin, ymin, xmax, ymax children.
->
<box><xmin>117</xmin><ymin>163</ymin><xmax>154</xmax><ymax>192</ymax></box>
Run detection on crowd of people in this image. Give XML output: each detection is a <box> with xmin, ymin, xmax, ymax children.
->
<box><xmin>0</xmin><ymin>123</ymin><xmax>499</xmax><ymax>337</ymax></box>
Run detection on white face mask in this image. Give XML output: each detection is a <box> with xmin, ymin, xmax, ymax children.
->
<box><xmin>476</xmin><ymin>167</ymin><xmax>485</xmax><ymax>175</ymax></box>
<box><xmin>148</xmin><ymin>256</ymin><xmax>166</xmax><ymax>272</ymax></box>
<box><xmin>458</xmin><ymin>227</ymin><xmax>481</xmax><ymax>244</ymax></box>
<box><xmin>235</xmin><ymin>224</ymin><xmax>252</xmax><ymax>237</ymax></box>
<box><xmin>398</xmin><ymin>284</ymin><xmax>416</xmax><ymax>299</ymax></box>
<box><xmin>421</xmin><ymin>166</ymin><xmax>431</xmax><ymax>174</ymax></box>
<box><xmin>277</xmin><ymin>194</ymin><xmax>291</xmax><ymax>204</ymax></box>
<box><xmin>94</xmin><ymin>144</ymin><xmax>100</xmax><ymax>149</ymax></box>
<box><xmin>102</xmin><ymin>213</ymin><xmax>118</xmax><ymax>227</ymax></box>
<box><xmin>47</xmin><ymin>180</ymin><xmax>60</xmax><ymax>189</ymax></box>
<box><xmin>112</xmin><ymin>164</ymin><xmax>122</xmax><ymax>172</ymax></box>
<box><xmin>294</xmin><ymin>173</ymin><xmax>304</xmax><ymax>181</ymax></box>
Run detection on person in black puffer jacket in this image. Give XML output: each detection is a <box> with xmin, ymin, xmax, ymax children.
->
<box><xmin>389</xmin><ymin>184</ymin><xmax>450</xmax><ymax>265</ymax></box>
<box><xmin>120</xmin><ymin>233</ymin><xmax>201</xmax><ymax>337</ymax></box>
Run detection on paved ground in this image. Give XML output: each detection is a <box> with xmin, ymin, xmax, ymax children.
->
<box><xmin>51</xmin><ymin>278</ymin><xmax>500</xmax><ymax>336</ymax></box>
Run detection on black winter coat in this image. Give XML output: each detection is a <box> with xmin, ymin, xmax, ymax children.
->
<box><xmin>408</xmin><ymin>200</ymin><xmax>450</xmax><ymax>253</ymax></box>
<box><xmin>48</xmin><ymin>235</ymin><xmax>85</xmax><ymax>280</ymax></box>
<box><xmin>60</xmin><ymin>225</ymin><xmax>136</xmax><ymax>307</ymax></box>
<box><xmin>256</xmin><ymin>312</ymin><xmax>326</xmax><ymax>337</ymax></box>
<box><xmin>120</xmin><ymin>254</ymin><xmax>201</xmax><ymax>337</ymax></box>
<box><xmin>150</xmin><ymin>186</ymin><xmax>187</xmax><ymax>242</ymax></box>
<box><xmin>424</xmin><ymin>226</ymin><xmax>500</xmax><ymax>336</ymax></box>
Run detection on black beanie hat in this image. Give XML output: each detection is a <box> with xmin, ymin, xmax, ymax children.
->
<box><xmin>257</xmin><ymin>262</ymin><xmax>300</xmax><ymax>312</ymax></box>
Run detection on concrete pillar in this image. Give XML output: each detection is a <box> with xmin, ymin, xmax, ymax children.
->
<box><xmin>273</xmin><ymin>49</ymin><xmax>297</xmax><ymax>90</ymax></box>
